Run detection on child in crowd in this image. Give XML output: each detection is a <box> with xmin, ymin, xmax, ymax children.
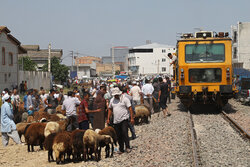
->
<box><xmin>27</xmin><ymin>105</ymin><xmax>34</xmax><ymax>116</ymax></box>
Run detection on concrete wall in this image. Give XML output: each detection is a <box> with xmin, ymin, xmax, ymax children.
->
<box><xmin>18</xmin><ymin>71</ymin><xmax>51</xmax><ymax>90</ymax></box>
<box><xmin>0</xmin><ymin>32</ymin><xmax>18</xmax><ymax>91</ymax></box>
<box><xmin>96</xmin><ymin>63</ymin><xmax>120</xmax><ymax>75</ymax></box>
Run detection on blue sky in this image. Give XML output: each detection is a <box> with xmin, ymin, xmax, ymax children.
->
<box><xmin>1</xmin><ymin>0</ymin><xmax>249</xmax><ymax>65</ymax></box>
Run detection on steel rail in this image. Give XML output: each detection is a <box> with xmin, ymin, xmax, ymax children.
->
<box><xmin>188</xmin><ymin>111</ymin><xmax>200</xmax><ymax>167</ymax></box>
<box><xmin>221</xmin><ymin>110</ymin><xmax>250</xmax><ymax>139</ymax></box>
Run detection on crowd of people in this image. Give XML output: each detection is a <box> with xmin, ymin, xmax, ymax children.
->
<box><xmin>0</xmin><ymin>75</ymin><xmax>174</xmax><ymax>154</ymax></box>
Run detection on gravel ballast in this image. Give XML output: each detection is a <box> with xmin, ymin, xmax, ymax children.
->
<box><xmin>193</xmin><ymin>113</ymin><xmax>250</xmax><ymax>167</ymax></box>
<box><xmin>223</xmin><ymin>99</ymin><xmax>250</xmax><ymax>133</ymax></box>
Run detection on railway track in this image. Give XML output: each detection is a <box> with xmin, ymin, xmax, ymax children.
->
<box><xmin>221</xmin><ymin>110</ymin><xmax>250</xmax><ymax>139</ymax></box>
<box><xmin>188</xmin><ymin>111</ymin><xmax>200</xmax><ymax>167</ymax></box>
<box><xmin>188</xmin><ymin>108</ymin><xmax>249</xmax><ymax>166</ymax></box>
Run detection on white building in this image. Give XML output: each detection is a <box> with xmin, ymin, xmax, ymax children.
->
<box><xmin>71</xmin><ymin>62</ymin><xmax>97</xmax><ymax>79</ymax></box>
<box><xmin>231</xmin><ymin>22</ymin><xmax>250</xmax><ymax>69</ymax></box>
<box><xmin>0</xmin><ymin>26</ymin><xmax>26</xmax><ymax>91</ymax></box>
<box><xmin>128</xmin><ymin>43</ymin><xmax>175</xmax><ymax>76</ymax></box>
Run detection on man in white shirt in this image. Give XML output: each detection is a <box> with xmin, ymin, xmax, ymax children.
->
<box><xmin>62</xmin><ymin>91</ymin><xmax>81</xmax><ymax>131</ymax></box>
<box><xmin>168</xmin><ymin>53</ymin><xmax>177</xmax><ymax>66</ymax></box>
<box><xmin>40</xmin><ymin>89</ymin><xmax>48</xmax><ymax>108</ymax></box>
<box><xmin>142</xmin><ymin>79</ymin><xmax>154</xmax><ymax>114</ymax></box>
<box><xmin>168</xmin><ymin>53</ymin><xmax>177</xmax><ymax>79</ymax></box>
<box><xmin>130</xmin><ymin>81</ymin><xmax>142</xmax><ymax>105</ymax></box>
<box><xmin>107</xmin><ymin>87</ymin><xmax>134</xmax><ymax>154</ymax></box>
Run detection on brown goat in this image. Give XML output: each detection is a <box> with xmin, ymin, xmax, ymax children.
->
<box><xmin>83</xmin><ymin>129</ymin><xmax>111</xmax><ymax>162</ymax></box>
<box><xmin>24</xmin><ymin>122</ymin><xmax>47</xmax><ymax>152</ymax></box>
<box><xmin>49</xmin><ymin>114</ymin><xmax>60</xmax><ymax>122</ymax></box>
<box><xmin>16</xmin><ymin>122</ymin><xmax>30</xmax><ymax>142</ymax></box>
<box><xmin>71</xmin><ymin>129</ymin><xmax>86</xmax><ymax>162</ymax></box>
<box><xmin>52</xmin><ymin>131</ymin><xmax>72</xmax><ymax>164</ymax></box>
<box><xmin>97</xmin><ymin>126</ymin><xmax>117</xmax><ymax>157</ymax></box>
<box><xmin>43</xmin><ymin>133</ymin><xmax>57</xmax><ymax>162</ymax></box>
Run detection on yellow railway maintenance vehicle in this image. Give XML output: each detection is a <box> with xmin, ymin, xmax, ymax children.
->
<box><xmin>174</xmin><ymin>31</ymin><xmax>237</xmax><ymax>109</ymax></box>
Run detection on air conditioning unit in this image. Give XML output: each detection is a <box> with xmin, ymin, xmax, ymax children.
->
<box><xmin>195</xmin><ymin>31</ymin><xmax>213</xmax><ymax>38</ymax></box>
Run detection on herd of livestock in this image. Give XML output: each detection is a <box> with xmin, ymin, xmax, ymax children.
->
<box><xmin>15</xmin><ymin>101</ymin><xmax>151</xmax><ymax>164</ymax></box>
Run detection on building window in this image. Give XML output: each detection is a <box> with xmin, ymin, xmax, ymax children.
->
<box><xmin>233</xmin><ymin>31</ymin><xmax>237</xmax><ymax>43</ymax></box>
<box><xmin>162</xmin><ymin>67</ymin><xmax>166</xmax><ymax>72</ymax></box>
<box><xmin>2</xmin><ymin>47</ymin><xmax>5</xmax><ymax>65</ymax></box>
<box><xmin>9</xmin><ymin>52</ymin><xmax>13</xmax><ymax>65</ymax></box>
<box><xmin>8</xmin><ymin>73</ymin><xmax>11</xmax><ymax>78</ymax></box>
<box><xmin>162</xmin><ymin>58</ymin><xmax>166</xmax><ymax>62</ymax></box>
<box><xmin>4</xmin><ymin>73</ymin><xmax>7</xmax><ymax>83</ymax></box>
<box><xmin>233</xmin><ymin>47</ymin><xmax>237</xmax><ymax>59</ymax></box>
<box><xmin>162</xmin><ymin>49</ymin><xmax>166</xmax><ymax>53</ymax></box>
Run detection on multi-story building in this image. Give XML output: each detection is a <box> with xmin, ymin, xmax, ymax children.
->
<box><xmin>231</xmin><ymin>22</ymin><xmax>250</xmax><ymax>69</ymax></box>
<box><xmin>19</xmin><ymin>45</ymin><xmax>63</xmax><ymax>71</ymax></box>
<box><xmin>73</xmin><ymin>56</ymin><xmax>101</xmax><ymax>78</ymax></box>
<box><xmin>0</xmin><ymin>26</ymin><xmax>26</xmax><ymax>91</ymax></box>
<box><xmin>128</xmin><ymin>43</ymin><xmax>175</xmax><ymax>76</ymax></box>
<box><xmin>102</xmin><ymin>46</ymin><xmax>129</xmax><ymax>71</ymax></box>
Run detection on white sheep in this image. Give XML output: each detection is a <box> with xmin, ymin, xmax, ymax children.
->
<box><xmin>44</xmin><ymin>121</ymin><xmax>60</xmax><ymax>137</ymax></box>
<box><xmin>83</xmin><ymin>129</ymin><xmax>111</xmax><ymax>161</ymax></box>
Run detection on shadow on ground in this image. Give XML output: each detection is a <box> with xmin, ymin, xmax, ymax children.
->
<box><xmin>177</xmin><ymin>103</ymin><xmax>224</xmax><ymax>115</ymax></box>
<box><xmin>222</xmin><ymin>103</ymin><xmax>237</xmax><ymax>114</ymax></box>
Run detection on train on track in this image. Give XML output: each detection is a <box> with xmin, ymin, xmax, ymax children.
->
<box><xmin>173</xmin><ymin>31</ymin><xmax>237</xmax><ymax>109</ymax></box>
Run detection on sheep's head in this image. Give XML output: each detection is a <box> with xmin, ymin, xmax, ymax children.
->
<box><xmin>103</xmin><ymin>135</ymin><xmax>112</xmax><ymax>145</ymax></box>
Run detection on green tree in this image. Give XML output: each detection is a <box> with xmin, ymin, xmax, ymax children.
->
<box><xmin>18</xmin><ymin>57</ymin><xmax>37</xmax><ymax>71</ymax></box>
<box><xmin>115</xmin><ymin>70</ymin><xmax>120</xmax><ymax>75</ymax></box>
<box><xmin>42</xmin><ymin>57</ymin><xmax>69</xmax><ymax>83</ymax></box>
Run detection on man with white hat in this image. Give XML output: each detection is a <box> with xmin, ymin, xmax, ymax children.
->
<box><xmin>1</xmin><ymin>94</ymin><xmax>21</xmax><ymax>146</ymax></box>
<box><xmin>107</xmin><ymin>87</ymin><xmax>134</xmax><ymax>154</ymax></box>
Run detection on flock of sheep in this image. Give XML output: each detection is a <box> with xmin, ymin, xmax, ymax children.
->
<box><xmin>15</xmin><ymin>104</ymin><xmax>151</xmax><ymax>164</ymax></box>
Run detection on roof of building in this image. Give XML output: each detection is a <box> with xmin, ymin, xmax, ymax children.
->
<box><xmin>0</xmin><ymin>26</ymin><xmax>11</xmax><ymax>33</ymax></box>
<box><xmin>22</xmin><ymin>45</ymin><xmax>40</xmax><ymax>51</ymax></box>
<box><xmin>112</xmin><ymin>46</ymin><xmax>129</xmax><ymax>49</ymax></box>
<box><xmin>0</xmin><ymin>26</ymin><xmax>26</xmax><ymax>54</ymax></box>
<box><xmin>133</xmin><ymin>42</ymin><xmax>175</xmax><ymax>49</ymax></box>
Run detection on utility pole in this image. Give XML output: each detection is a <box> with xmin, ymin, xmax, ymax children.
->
<box><xmin>112</xmin><ymin>46</ymin><xmax>115</xmax><ymax>78</ymax></box>
<box><xmin>157</xmin><ymin>59</ymin><xmax>160</xmax><ymax>75</ymax></box>
<box><xmin>48</xmin><ymin>43</ymin><xmax>51</xmax><ymax>72</ymax></box>
<box><xmin>76</xmin><ymin>52</ymin><xmax>79</xmax><ymax>78</ymax></box>
<box><xmin>70</xmin><ymin>51</ymin><xmax>74</xmax><ymax>72</ymax></box>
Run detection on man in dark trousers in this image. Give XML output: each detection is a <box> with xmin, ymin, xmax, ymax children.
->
<box><xmin>166</xmin><ymin>77</ymin><xmax>171</xmax><ymax>104</ymax></box>
<box><xmin>107</xmin><ymin>87</ymin><xmax>134</xmax><ymax>154</ymax></box>
<box><xmin>158</xmin><ymin>77</ymin><xmax>171</xmax><ymax>117</ymax></box>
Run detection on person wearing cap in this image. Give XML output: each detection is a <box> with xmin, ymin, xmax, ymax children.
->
<box><xmin>1</xmin><ymin>94</ymin><xmax>21</xmax><ymax>146</ymax></box>
<box><xmin>107</xmin><ymin>87</ymin><xmax>134</xmax><ymax>154</ymax></box>
<box><xmin>27</xmin><ymin>105</ymin><xmax>34</xmax><ymax>116</ymax></box>
<box><xmin>130</xmin><ymin>81</ymin><xmax>142</xmax><ymax>106</ymax></box>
